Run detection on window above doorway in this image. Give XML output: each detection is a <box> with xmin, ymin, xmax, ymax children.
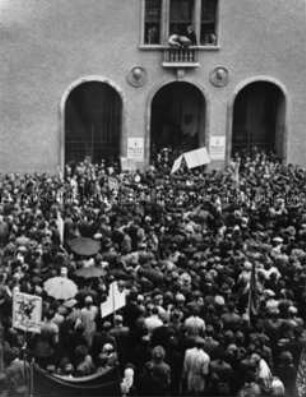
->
<box><xmin>141</xmin><ymin>0</ymin><xmax>219</xmax><ymax>48</ymax></box>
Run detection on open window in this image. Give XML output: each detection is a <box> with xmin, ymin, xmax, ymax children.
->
<box><xmin>169</xmin><ymin>0</ymin><xmax>195</xmax><ymax>37</ymax></box>
<box><xmin>142</xmin><ymin>0</ymin><xmax>218</xmax><ymax>47</ymax></box>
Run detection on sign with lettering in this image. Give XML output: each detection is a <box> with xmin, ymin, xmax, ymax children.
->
<box><xmin>210</xmin><ymin>136</ymin><xmax>226</xmax><ymax>160</ymax></box>
<box><xmin>127</xmin><ymin>138</ymin><xmax>144</xmax><ymax>161</ymax></box>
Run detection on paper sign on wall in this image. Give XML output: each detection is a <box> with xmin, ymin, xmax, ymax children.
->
<box><xmin>210</xmin><ymin>136</ymin><xmax>226</xmax><ymax>160</ymax></box>
<box><xmin>127</xmin><ymin>138</ymin><xmax>144</xmax><ymax>161</ymax></box>
<box><xmin>13</xmin><ymin>292</ymin><xmax>42</xmax><ymax>334</ymax></box>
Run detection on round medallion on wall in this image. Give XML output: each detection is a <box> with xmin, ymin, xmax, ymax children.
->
<box><xmin>127</xmin><ymin>66</ymin><xmax>147</xmax><ymax>88</ymax></box>
<box><xmin>209</xmin><ymin>66</ymin><xmax>229</xmax><ymax>88</ymax></box>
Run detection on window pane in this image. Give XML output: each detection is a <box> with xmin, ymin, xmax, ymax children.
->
<box><xmin>200</xmin><ymin>0</ymin><xmax>218</xmax><ymax>45</ymax></box>
<box><xmin>144</xmin><ymin>0</ymin><xmax>162</xmax><ymax>44</ymax></box>
<box><xmin>169</xmin><ymin>0</ymin><xmax>194</xmax><ymax>36</ymax></box>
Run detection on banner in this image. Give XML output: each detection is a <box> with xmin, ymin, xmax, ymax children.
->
<box><xmin>101</xmin><ymin>282</ymin><xmax>127</xmax><ymax>319</ymax></box>
<box><xmin>33</xmin><ymin>365</ymin><xmax>121</xmax><ymax>397</ymax></box>
<box><xmin>171</xmin><ymin>155</ymin><xmax>183</xmax><ymax>174</ymax></box>
<box><xmin>184</xmin><ymin>147</ymin><xmax>210</xmax><ymax>169</ymax></box>
<box><xmin>171</xmin><ymin>147</ymin><xmax>210</xmax><ymax>174</ymax></box>
<box><xmin>13</xmin><ymin>292</ymin><xmax>42</xmax><ymax>334</ymax></box>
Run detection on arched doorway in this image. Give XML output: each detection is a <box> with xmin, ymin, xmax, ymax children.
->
<box><xmin>232</xmin><ymin>81</ymin><xmax>286</xmax><ymax>157</ymax></box>
<box><xmin>65</xmin><ymin>82</ymin><xmax>122</xmax><ymax>164</ymax></box>
<box><xmin>150</xmin><ymin>82</ymin><xmax>206</xmax><ymax>156</ymax></box>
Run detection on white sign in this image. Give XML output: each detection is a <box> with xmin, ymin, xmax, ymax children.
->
<box><xmin>100</xmin><ymin>282</ymin><xmax>127</xmax><ymax>319</ymax></box>
<box><xmin>171</xmin><ymin>155</ymin><xmax>183</xmax><ymax>174</ymax></box>
<box><xmin>13</xmin><ymin>292</ymin><xmax>42</xmax><ymax>334</ymax></box>
<box><xmin>127</xmin><ymin>138</ymin><xmax>144</xmax><ymax>161</ymax></box>
<box><xmin>171</xmin><ymin>147</ymin><xmax>210</xmax><ymax>174</ymax></box>
<box><xmin>184</xmin><ymin>147</ymin><xmax>210</xmax><ymax>169</ymax></box>
<box><xmin>210</xmin><ymin>136</ymin><xmax>226</xmax><ymax>160</ymax></box>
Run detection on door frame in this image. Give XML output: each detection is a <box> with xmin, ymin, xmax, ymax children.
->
<box><xmin>226</xmin><ymin>76</ymin><xmax>289</xmax><ymax>163</ymax></box>
<box><xmin>59</xmin><ymin>76</ymin><xmax>126</xmax><ymax>171</ymax></box>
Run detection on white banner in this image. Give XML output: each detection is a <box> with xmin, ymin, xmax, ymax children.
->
<box><xmin>100</xmin><ymin>282</ymin><xmax>127</xmax><ymax>319</ymax></box>
<box><xmin>171</xmin><ymin>155</ymin><xmax>183</xmax><ymax>174</ymax></box>
<box><xmin>13</xmin><ymin>292</ymin><xmax>42</xmax><ymax>334</ymax></box>
<box><xmin>184</xmin><ymin>147</ymin><xmax>210</xmax><ymax>169</ymax></box>
<box><xmin>127</xmin><ymin>138</ymin><xmax>144</xmax><ymax>161</ymax></box>
<box><xmin>171</xmin><ymin>147</ymin><xmax>210</xmax><ymax>173</ymax></box>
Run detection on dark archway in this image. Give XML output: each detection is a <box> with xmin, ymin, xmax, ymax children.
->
<box><xmin>232</xmin><ymin>82</ymin><xmax>286</xmax><ymax>157</ymax></box>
<box><xmin>65</xmin><ymin>82</ymin><xmax>122</xmax><ymax>164</ymax></box>
<box><xmin>150</xmin><ymin>82</ymin><xmax>206</xmax><ymax>156</ymax></box>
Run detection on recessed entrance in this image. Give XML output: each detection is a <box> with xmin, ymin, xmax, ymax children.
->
<box><xmin>232</xmin><ymin>81</ymin><xmax>286</xmax><ymax>157</ymax></box>
<box><xmin>64</xmin><ymin>82</ymin><xmax>122</xmax><ymax>164</ymax></box>
<box><xmin>150</xmin><ymin>82</ymin><xmax>206</xmax><ymax>156</ymax></box>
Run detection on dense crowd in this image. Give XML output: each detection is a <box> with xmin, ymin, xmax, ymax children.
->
<box><xmin>1</xmin><ymin>147</ymin><xmax>306</xmax><ymax>396</ymax></box>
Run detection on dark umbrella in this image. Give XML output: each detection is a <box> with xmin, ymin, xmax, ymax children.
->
<box><xmin>74</xmin><ymin>266</ymin><xmax>104</xmax><ymax>279</ymax></box>
<box><xmin>68</xmin><ymin>237</ymin><xmax>101</xmax><ymax>257</ymax></box>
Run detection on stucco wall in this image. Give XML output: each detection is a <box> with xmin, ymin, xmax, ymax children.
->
<box><xmin>0</xmin><ymin>0</ymin><xmax>305</xmax><ymax>172</ymax></box>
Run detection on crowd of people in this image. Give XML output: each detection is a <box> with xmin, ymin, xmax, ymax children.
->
<box><xmin>0</xmin><ymin>147</ymin><xmax>306</xmax><ymax>396</ymax></box>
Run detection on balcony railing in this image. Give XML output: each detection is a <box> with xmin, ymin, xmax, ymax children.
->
<box><xmin>162</xmin><ymin>47</ymin><xmax>199</xmax><ymax>68</ymax></box>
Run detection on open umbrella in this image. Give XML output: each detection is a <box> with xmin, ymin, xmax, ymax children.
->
<box><xmin>68</xmin><ymin>237</ymin><xmax>101</xmax><ymax>257</ymax></box>
<box><xmin>74</xmin><ymin>266</ymin><xmax>104</xmax><ymax>279</ymax></box>
<box><xmin>43</xmin><ymin>277</ymin><xmax>78</xmax><ymax>300</ymax></box>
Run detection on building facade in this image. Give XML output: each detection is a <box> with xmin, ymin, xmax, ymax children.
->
<box><xmin>0</xmin><ymin>0</ymin><xmax>306</xmax><ymax>172</ymax></box>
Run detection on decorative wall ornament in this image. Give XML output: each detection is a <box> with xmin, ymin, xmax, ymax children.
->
<box><xmin>127</xmin><ymin>66</ymin><xmax>147</xmax><ymax>88</ymax></box>
<box><xmin>176</xmin><ymin>68</ymin><xmax>186</xmax><ymax>80</ymax></box>
<box><xmin>209</xmin><ymin>66</ymin><xmax>229</xmax><ymax>87</ymax></box>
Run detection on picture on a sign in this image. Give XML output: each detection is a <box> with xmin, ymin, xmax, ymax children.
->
<box><xmin>13</xmin><ymin>292</ymin><xmax>42</xmax><ymax>334</ymax></box>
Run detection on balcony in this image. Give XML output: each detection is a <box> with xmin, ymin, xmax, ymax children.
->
<box><xmin>162</xmin><ymin>47</ymin><xmax>200</xmax><ymax>69</ymax></box>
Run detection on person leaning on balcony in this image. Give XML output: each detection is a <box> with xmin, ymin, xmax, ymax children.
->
<box><xmin>168</xmin><ymin>33</ymin><xmax>184</xmax><ymax>48</ymax></box>
<box><xmin>168</xmin><ymin>25</ymin><xmax>196</xmax><ymax>48</ymax></box>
